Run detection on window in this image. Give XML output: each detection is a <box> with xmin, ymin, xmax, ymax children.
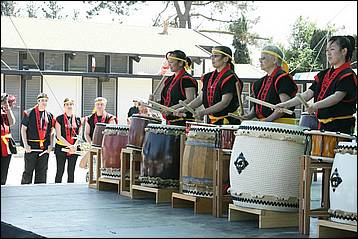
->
<box><xmin>1</xmin><ymin>49</ymin><xmax>18</xmax><ymax>70</ymax></box>
<box><xmin>45</xmin><ymin>52</ymin><xmax>63</xmax><ymax>71</ymax></box>
<box><xmin>68</xmin><ymin>53</ymin><xmax>87</xmax><ymax>72</ymax></box>
<box><xmin>21</xmin><ymin>50</ymin><xmax>40</xmax><ymax>70</ymax></box>
<box><xmin>111</xmin><ymin>54</ymin><xmax>128</xmax><ymax>73</ymax></box>
<box><xmin>91</xmin><ymin>54</ymin><xmax>105</xmax><ymax>73</ymax></box>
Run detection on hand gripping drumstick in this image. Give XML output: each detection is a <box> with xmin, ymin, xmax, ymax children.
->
<box><xmin>246</xmin><ymin>96</ymin><xmax>294</xmax><ymax>115</ymax></box>
<box><xmin>296</xmin><ymin>93</ymin><xmax>310</xmax><ymax>108</ymax></box>
<box><xmin>147</xmin><ymin>100</ymin><xmax>186</xmax><ymax>117</ymax></box>
<box><xmin>178</xmin><ymin>100</ymin><xmax>196</xmax><ymax>115</ymax></box>
<box><xmin>28</xmin><ymin>149</ymin><xmax>47</xmax><ymax>156</ymax></box>
<box><xmin>61</xmin><ymin>148</ymin><xmax>83</xmax><ymax>156</ymax></box>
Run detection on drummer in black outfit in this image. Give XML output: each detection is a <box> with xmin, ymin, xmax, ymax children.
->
<box><xmin>84</xmin><ymin>97</ymin><xmax>116</xmax><ymax>145</ymax></box>
<box><xmin>151</xmin><ymin>50</ymin><xmax>198</xmax><ymax>126</ymax></box>
<box><xmin>54</xmin><ymin>98</ymin><xmax>82</xmax><ymax>183</ymax></box>
<box><xmin>276</xmin><ymin>35</ymin><xmax>357</xmax><ymax>134</ymax></box>
<box><xmin>176</xmin><ymin>46</ymin><xmax>243</xmax><ymax>125</ymax></box>
<box><xmin>241</xmin><ymin>45</ymin><xmax>298</xmax><ymax>124</ymax></box>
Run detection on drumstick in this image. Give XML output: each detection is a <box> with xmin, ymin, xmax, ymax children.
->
<box><xmin>246</xmin><ymin>96</ymin><xmax>294</xmax><ymax>115</ymax></box>
<box><xmin>39</xmin><ymin>151</ymin><xmax>48</xmax><ymax>157</ymax></box>
<box><xmin>30</xmin><ymin>149</ymin><xmax>43</xmax><ymax>152</ymax></box>
<box><xmin>228</xmin><ymin>113</ymin><xmax>244</xmax><ymax>120</ymax></box>
<box><xmin>296</xmin><ymin>93</ymin><xmax>310</xmax><ymax>108</ymax></box>
<box><xmin>178</xmin><ymin>100</ymin><xmax>196</xmax><ymax>115</ymax></box>
<box><xmin>235</xmin><ymin>81</ymin><xmax>244</xmax><ymax>116</ymax></box>
<box><xmin>147</xmin><ymin>100</ymin><xmax>187</xmax><ymax>117</ymax></box>
<box><xmin>152</xmin><ymin>75</ymin><xmax>167</xmax><ymax>96</ymax></box>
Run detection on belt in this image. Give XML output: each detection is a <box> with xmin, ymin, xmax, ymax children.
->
<box><xmin>318</xmin><ymin>115</ymin><xmax>354</xmax><ymax>124</ymax></box>
<box><xmin>28</xmin><ymin>139</ymin><xmax>46</xmax><ymax>149</ymax></box>
<box><xmin>1</xmin><ymin>133</ymin><xmax>12</xmax><ymax>146</ymax></box>
<box><xmin>273</xmin><ymin>117</ymin><xmax>298</xmax><ymax>125</ymax></box>
<box><xmin>208</xmin><ymin>115</ymin><xmax>229</xmax><ymax>125</ymax></box>
<box><xmin>56</xmin><ymin>140</ymin><xmax>69</xmax><ymax>147</ymax></box>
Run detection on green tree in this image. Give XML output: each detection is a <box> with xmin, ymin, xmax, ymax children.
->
<box><xmin>229</xmin><ymin>15</ymin><xmax>252</xmax><ymax>64</ymax></box>
<box><xmin>41</xmin><ymin>1</ymin><xmax>64</xmax><ymax>19</ymax></box>
<box><xmin>83</xmin><ymin>1</ymin><xmax>143</xmax><ymax>22</ymax></box>
<box><xmin>285</xmin><ymin>16</ymin><xmax>325</xmax><ymax>73</ymax></box>
<box><xmin>26</xmin><ymin>1</ymin><xmax>39</xmax><ymax>18</ymax></box>
<box><xmin>1</xmin><ymin>1</ymin><xmax>19</xmax><ymax>16</ymax></box>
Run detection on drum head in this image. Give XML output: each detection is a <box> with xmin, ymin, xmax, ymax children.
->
<box><xmin>131</xmin><ymin>114</ymin><xmax>161</xmax><ymax>123</ymax></box>
<box><xmin>105</xmin><ymin>124</ymin><xmax>129</xmax><ymax>130</ymax></box>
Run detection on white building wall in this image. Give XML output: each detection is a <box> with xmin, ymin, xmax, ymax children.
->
<box><xmin>117</xmin><ymin>77</ymin><xmax>152</xmax><ymax>125</ymax></box>
<box><xmin>42</xmin><ymin>75</ymin><xmax>82</xmax><ymax>118</ymax></box>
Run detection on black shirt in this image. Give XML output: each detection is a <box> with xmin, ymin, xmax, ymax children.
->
<box><xmin>87</xmin><ymin>112</ymin><xmax>114</xmax><ymax>140</ymax></box>
<box><xmin>309</xmin><ymin>64</ymin><xmax>357</xmax><ymax>119</ymax></box>
<box><xmin>160</xmin><ymin>69</ymin><xmax>198</xmax><ymax>123</ymax></box>
<box><xmin>21</xmin><ymin>107</ymin><xmax>55</xmax><ymax>149</ymax></box>
<box><xmin>202</xmin><ymin>66</ymin><xmax>243</xmax><ymax>117</ymax></box>
<box><xmin>55</xmin><ymin>114</ymin><xmax>81</xmax><ymax>154</ymax></box>
<box><xmin>252</xmin><ymin>67</ymin><xmax>297</xmax><ymax>119</ymax></box>
<box><xmin>128</xmin><ymin>106</ymin><xmax>139</xmax><ymax>118</ymax></box>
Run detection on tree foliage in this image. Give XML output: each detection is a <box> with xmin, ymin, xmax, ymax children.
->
<box><xmin>1</xmin><ymin>1</ymin><xmax>19</xmax><ymax>16</ymax></box>
<box><xmin>284</xmin><ymin>16</ymin><xmax>341</xmax><ymax>73</ymax></box>
<box><xmin>41</xmin><ymin>1</ymin><xmax>64</xmax><ymax>19</ymax></box>
<box><xmin>83</xmin><ymin>1</ymin><xmax>144</xmax><ymax>22</ymax></box>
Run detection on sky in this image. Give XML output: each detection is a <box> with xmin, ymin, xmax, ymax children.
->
<box><xmin>14</xmin><ymin>1</ymin><xmax>357</xmax><ymax>67</ymax></box>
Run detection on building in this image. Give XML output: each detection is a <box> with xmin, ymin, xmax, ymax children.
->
<box><xmin>2</xmin><ymin>16</ymin><xmax>313</xmax><ymax>141</ymax></box>
<box><xmin>1</xmin><ymin>16</ymin><xmax>225</xmax><ymax>141</ymax></box>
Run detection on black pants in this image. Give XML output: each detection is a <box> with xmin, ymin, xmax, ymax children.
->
<box><xmin>21</xmin><ymin>152</ymin><xmax>49</xmax><ymax>184</ymax></box>
<box><xmin>1</xmin><ymin>155</ymin><xmax>12</xmax><ymax>185</ymax></box>
<box><xmin>55</xmin><ymin>153</ymin><xmax>78</xmax><ymax>183</ymax></box>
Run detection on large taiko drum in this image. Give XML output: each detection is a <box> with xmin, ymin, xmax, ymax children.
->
<box><xmin>229</xmin><ymin>121</ymin><xmax>308</xmax><ymax>212</ymax></box>
<box><xmin>304</xmin><ymin>130</ymin><xmax>354</xmax><ymax>162</ymax></box>
<box><xmin>100</xmin><ymin>125</ymin><xmax>129</xmax><ymax>178</ymax></box>
<box><xmin>329</xmin><ymin>141</ymin><xmax>357</xmax><ymax>225</ymax></box>
<box><xmin>218</xmin><ymin>125</ymin><xmax>240</xmax><ymax>150</ymax></box>
<box><xmin>299</xmin><ymin>112</ymin><xmax>318</xmax><ymax>130</ymax></box>
<box><xmin>139</xmin><ymin>124</ymin><xmax>186</xmax><ymax>188</ymax></box>
<box><xmin>181</xmin><ymin>125</ymin><xmax>220</xmax><ymax>197</ymax></box>
<box><xmin>92</xmin><ymin>123</ymin><xmax>108</xmax><ymax>147</ymax></box>
<box><xmin>127</xmin><ymin>114</ymin><xmax>161</xmax><ymax>149</ymax></box>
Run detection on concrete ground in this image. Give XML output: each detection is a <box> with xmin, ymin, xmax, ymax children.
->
<box><xmin>2</xmin><ymin>147</ymin><xmax>323</xmax><ymax>238</ymax></box>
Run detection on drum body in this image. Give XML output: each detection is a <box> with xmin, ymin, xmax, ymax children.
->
<box><xmin>329</xmin><ymin>141</ymin><xmax>357</xmax><ymax>225</ymax></box>
<box><xmin>139</xmin><ymin>124</ymin><xmax>186</xmax><ymax>188</ymax></box>
<box><xmin>182</xmin><ymin>126</ymin><xmax>220</xmax><ymax>197</ymax></box>
<box><xmin>127</xmin><ymin>114</ymin><xmax>161</xmax><ymax>149</ymax></box>
<box><xmin>299</xmin><ymin>112</ymin><xmax>318</xmax><ymax>130</ymax></box>
<box><xmin>185</xmin><ymin>121</ymin><xmax>216</xmax><ymax>135</ymax></box>
<box><xmin>230</xmin><ymin>121</ymin><xmax>308</xmax><ymax>212</ymax></box>
<box><xmin>304</xmin><ymin>130</ymin><xmax>354</xmax><ymax>160</ymax></box>
<box><xmin>92</xmin><ymin>123</ymin><xmax>107</xmax><ymax>147</ymax></box>
<box><xmin>218</xmin><ymin>125</ymin><xmax>239</xmax><ymax>150</ymax></box>
<box><xmin>101</xmin><ymin>125</ymin><xmax>129</xmax><ymax>178</ymax></box>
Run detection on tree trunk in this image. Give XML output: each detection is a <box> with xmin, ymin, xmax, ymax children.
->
<box><xmin>174</xmin><ymin>1</ymin><xmax>192</xmax><ymax>28</ymax></box>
